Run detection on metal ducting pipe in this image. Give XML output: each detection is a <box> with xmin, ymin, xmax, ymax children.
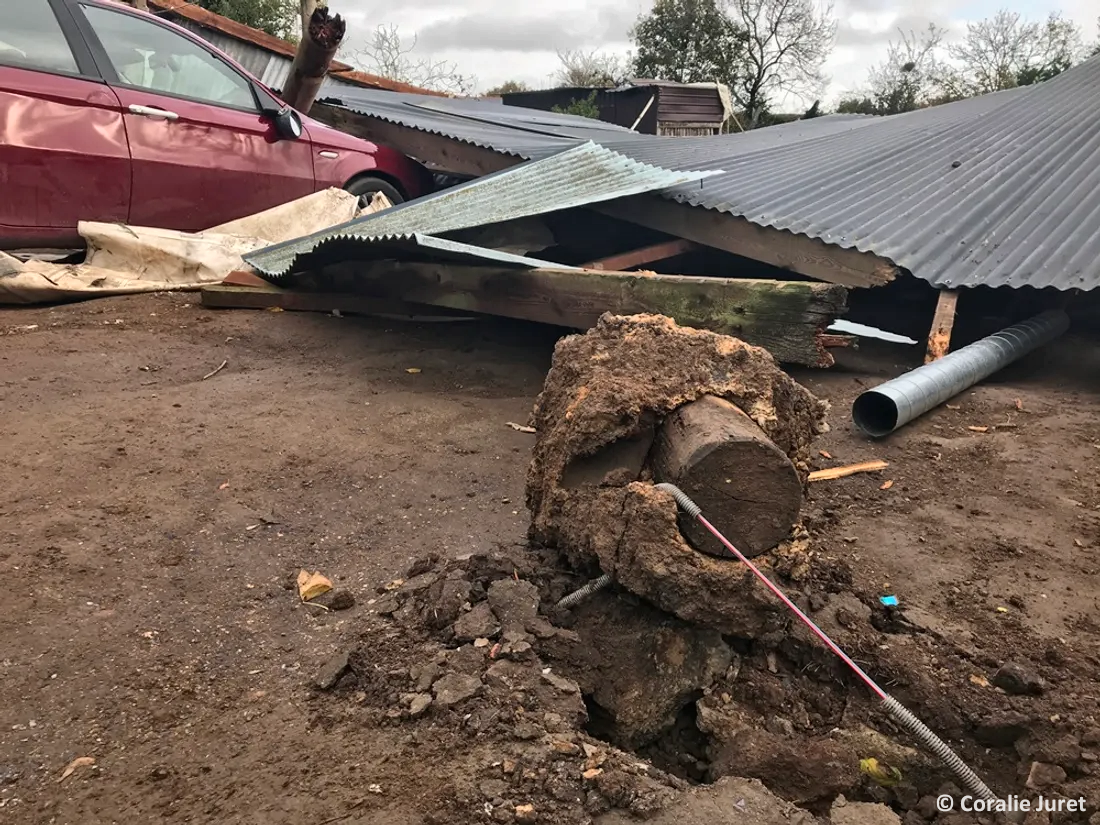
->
<box><xmin>852</xmin><ymin>310</ymin><xmax>1069</xmax><ymax>438</ymax></box>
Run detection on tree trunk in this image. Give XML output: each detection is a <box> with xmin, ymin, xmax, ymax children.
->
<box><xmin>282</xmin><ymin>6</ymin><xmax>345</xmax><ymax>115</ymax></box>
<box><xmin>652</xmin><ymin>395</ymin><xmax>802</xmax><ymax>558</ymax></box>
<box><xmin>299</xmin><ymin>0</ymin><xmax>319</xmax><ymax>39</ymax></box>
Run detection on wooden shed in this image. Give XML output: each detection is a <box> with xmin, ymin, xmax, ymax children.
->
<box><xmin>500</xmin><ymin>80</ymin><xmax>730</xmax><ymax>136</ymax></box>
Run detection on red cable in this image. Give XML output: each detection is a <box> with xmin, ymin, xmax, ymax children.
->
<box><xmin>696</xmin><ymin>513</ymin><xmax>889</xmax><ymax>702</ymax></box>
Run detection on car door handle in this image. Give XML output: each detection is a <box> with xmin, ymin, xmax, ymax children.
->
<box><xmin>129</xmin><ymin>104</ymin><xmax>179</xmax><ymax>121</ymax></box>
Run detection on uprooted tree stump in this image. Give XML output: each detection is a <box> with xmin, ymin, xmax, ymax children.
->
<box><xmin>653</xmin><ymin>395</ymin><xmax>802</xmax><ymax>559</ymax></box>
<box><xmin>526</xmin><ymin>313</ymin><xmax>829</xmax><ymax>635</ymax></box>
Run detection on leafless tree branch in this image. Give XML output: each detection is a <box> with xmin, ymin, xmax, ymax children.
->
<box><xmin>352</xmin><ymin>24</ymin><xmax>475</xmax><ymax>95</ymax></box>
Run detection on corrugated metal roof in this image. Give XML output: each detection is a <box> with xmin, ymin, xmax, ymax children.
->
<box><xmin>322</xmin><ymin>58</ymin><xmax>1100</xmax><ymax>291</ymax></box>
<box><xmin>247</xmin><ymin>142</ymin><xmax>716</xmax><ymax>276</ymax></box>
<box><xmin>260</xmin><ymin>232</ymin><xmax>571</xmax><ymax>286</ymax></box>
<box><xmin>317</xmin><ymin>85</ymin><xmax>645</xmax><ymax>158</ymax></box>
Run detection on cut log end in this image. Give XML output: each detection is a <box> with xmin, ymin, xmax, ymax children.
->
<box><xmin>653</xmin><ymin>396</ymin><xmax>802</xmax><ymax>558</ymax></box>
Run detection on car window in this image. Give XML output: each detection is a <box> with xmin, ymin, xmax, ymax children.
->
<box><xmin>0</xmin><ymin>1</ymin><xmax>79</xmax><ymax>74</ymax></box>
<box><xmin>79</xmin><ymin>4</ymin><xmax>256</xmax><ymax>110</ymax></box>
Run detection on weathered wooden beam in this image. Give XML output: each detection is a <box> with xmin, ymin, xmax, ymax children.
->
<box><xmin>200</xmin><ymin>283</ymin><xmax>461</xmax><ymax>319</ymax></box>
<box><xmin>582</xmin><ymin>239</ymin><xmax>697</xmax><ymax>271</ymax></box>
<box><xmin>924</xmin><ymin>289</ymin><xmax>959</xmax><ymax>363</ymax></box>
<box><xmin>328</xmin><ymin>262</ymin><xmax>847</xmax><ymax>367</ymax></box>
<box><xmin>594</xmin><ymin>196</ymin><xmax>898</xmax><ymax>289</ymax></box>
<box><xmin>310</xmin><ymin>105</ymin><xmax>517</xmax><ymax>177</ymax></box>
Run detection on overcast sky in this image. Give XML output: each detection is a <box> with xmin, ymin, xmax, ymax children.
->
<box><xmin>337</xmin><ymin>0</ymin><xmax>1098</xmax><ymax>107</ymax></box>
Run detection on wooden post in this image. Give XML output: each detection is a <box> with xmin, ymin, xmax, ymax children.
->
<box><xmin>282</xmin><ymin>6</ymin><xmax>345</xmax><ymax>115</ymax></box>
<box><xmin>652</xmin><ymin>396</ymin><xmax>803</xmax><ymax>558</ymax></box>
<box><xmin>924</xmin><ymin>289</ymin><xmax>958</xmax><ymax>363</ymax></box>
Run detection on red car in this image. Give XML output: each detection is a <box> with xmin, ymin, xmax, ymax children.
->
<box><xmin>0</xmin><ymin>0</ymin><xmax>433</xmax><ymax>249</ymax></box>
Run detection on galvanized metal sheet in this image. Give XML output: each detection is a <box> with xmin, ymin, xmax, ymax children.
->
<box><xmin>260</xmin><ymin>232</ymin><xmax>573</xmax><ymax>286</ymax></box>
<box><xmin>246</xmin><ymin>142</ymin><xmax>717</xmax><ymax>276</ymax></box>
<box><xmin>318</xmin><ymin>57</ymin><xmax>1100</xmax><ymax>291</ymax></box>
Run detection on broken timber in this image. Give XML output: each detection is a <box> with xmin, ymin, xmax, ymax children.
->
<box><xmin>595</xmin><ymin>197</ymin><xmax>899</xmax><ymax>289</ymax></box>
<box><xmin>582</xmin><ymin>239</ymin><xmax>696</xmax><ymax>271</ymax></box>
<box><xmin>924</xmin><ymin>289</ymin><xmax>959</xmax><ymax>363</ymax></box>
<box><xmin>200</xmin><ymin>282</ymin><xmax>468</xmax><ymax>320</ymax></box>
<box><xmin>319</xmin><ymin>262</ymin><xmax>846</xmax><ymax>367</ymax></box>
<box><xmin>653</xmin><ymin>396</ymin><xmax>802</xmax><ymax>558</ymax></box>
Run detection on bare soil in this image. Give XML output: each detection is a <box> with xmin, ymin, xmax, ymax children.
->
<box><xmin>2</xmin><ymin>293</ymin><xmax>1099</xmax><ymax>825</ymax></box>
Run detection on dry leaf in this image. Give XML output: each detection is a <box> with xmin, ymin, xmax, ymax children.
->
<box><xmin>819</xmin><ymin>450</ymin><xmax>833</xmax><ymax>459</ymax></box>
<box><xmin>880</xmin><ymin>480</ymin><xmax>894</xmax><ymax>490</ymax></box>
<box><xmin>383</xmin><ymin>578</ymin><xmax>405</xmax><ymax>591</ymax></box>
<box><xmin>967</xmin><ymin>426</ymin><xmax>989</xmax><ymax>433</ymax></box>
<box><xmin>969</xmin><ymin>674</ymin><xmax>990</xmax><ymax>688</ymax></box>
<box><xmin>58</xmin><ymin>756</ymin><xmax>95</xmax><ymax>782</ymax></box>
<box><xmin>506</xmin><ymin>422</ymin><xmax>537</xmax><ymax>434</ymax></box>
<box><xmin>995</xmin><ymin>606</ymin><xmax>1009</xmax><ymax>613</ymax></box>
<box><xmin>297</xmin><ymin>569</ymin><xmax>333</xmax><ymax>601</ymax></box>
<box><xmin>1074</xmin><ymin>539</ymin><xmax>1085</xmax><ymax>548</ymax></box>
<box><xmin>1014</xmin><ymin>398</ymin><xmax>1024</xmax><ymax>411</ymax></box>
<box><xmin>218</xmin><ymin>481</ymin><xmax>229</xmax><ymax>490</ymax></box>
<box><xmin>946</xmin><ymin>404</ymin><xmax>960</xmax><ymax>410</ymax></box>
<box><xmin>405</xmin><ymin>368</ymin><xmax>421</xmax><ymax>374</ymax></box>
<box><xmin>266</xmin><ymin>306</ymin><xmax>284</xmax><ymax>313</ymax></box>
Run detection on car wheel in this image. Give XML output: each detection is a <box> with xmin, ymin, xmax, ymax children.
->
<box><xmin>344</xmin><ymin>176</ymin><xmax>405</xmax><ymax>210</ymax></box>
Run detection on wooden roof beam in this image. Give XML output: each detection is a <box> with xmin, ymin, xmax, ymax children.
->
<box><xmin>594</xmin><ymin>195</ymin><xmax>899</xmax><ymax>289</ymax></box>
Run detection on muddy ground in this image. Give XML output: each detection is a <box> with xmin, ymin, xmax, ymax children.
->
<box><xmin>1</xmin><ymin>293</ymin><xmax>1099</xmax><ymax>825</ymax></box>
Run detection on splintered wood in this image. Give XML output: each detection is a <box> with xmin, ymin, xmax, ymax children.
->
<box><xmin>808</xmin><ymin>460</ymin><xmax>889</xmax><ymax>482</ymax></box>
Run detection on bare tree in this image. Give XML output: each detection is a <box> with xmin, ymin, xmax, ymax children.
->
<box><xmin>554</xmin><ymin>49</ymin><xmax>629</xmax><ymax>87</ymax></box>
<box><xmin>353</xmin><ymin>24</ymin><xmax>475</xmax><ymax>95</ymax></box>
<box><xmin>945</xmin><ymin>10</ymin><xmax>1084</xmax><ymax>94</ymax></box>
<box><xmin>728</xmin><ymin>0</ymin><xmax>836</xmax><ymax>127</ymax></box>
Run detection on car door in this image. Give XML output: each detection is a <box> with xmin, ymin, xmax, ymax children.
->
<box><xmin>0</xmin><ymin>0</ymin><xmax>129</xmax><ymax>245</ymax></box>
<box><xmin>70</xmin><ymin>1</ymin><xmax>316</xmax><ymax>232</ymax></box>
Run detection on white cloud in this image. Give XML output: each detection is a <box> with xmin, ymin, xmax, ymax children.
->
<box><xmin>335</xmin><ymin>0</ymin><xmax>1098</xmax><ymax>106</ymax></box>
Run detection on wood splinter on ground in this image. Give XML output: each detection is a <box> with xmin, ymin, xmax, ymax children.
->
<box><xmin>807</xmin><ymin>459</ymin><xmax>889</xmax><ymax>482</ymax></box>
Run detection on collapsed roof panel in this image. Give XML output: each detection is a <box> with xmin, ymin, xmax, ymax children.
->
<box><xmin>246</xmin><ymin>142</ymin><xmax>717</xmax><ymax>277</ymax></box>
<box><xmin>319</xmin><ymin>57</ymin><xmax>1100</xmax><ymax>291</ymax></box>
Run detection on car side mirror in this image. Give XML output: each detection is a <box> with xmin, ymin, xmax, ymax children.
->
<box><xmin>270</xmin><ymin>105</ymin><xmax>304</xmax><ymax>140</ymax></box>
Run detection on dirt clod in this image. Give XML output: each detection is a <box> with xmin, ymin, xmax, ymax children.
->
<box><xmin>1026</xmin><ymin>761</ymin><xmax>1067</xmax><ymax>789</ymax></box>
<box><xmin>831</xmin><ymin>795</ymin><xmax>902</xmax><ymax>825</ymax></box>
<box><xmin>454</xmin><ymin>601</ymin><xmax>501</xmax><ymax>642</ymax></box>
<box><xmin>314</xmin><ymin>650</ymin><xmax>350</xmax><ymax>690</ymax></box>
<box><xmin>432</xmin><ymin>672</ymin><xmax>483</xmax><ymax>707</ymax></box>
<box><xmin>993</xmin><ymin>661</ymin><xmax>1045</xmax><ymax>695</ymax></box>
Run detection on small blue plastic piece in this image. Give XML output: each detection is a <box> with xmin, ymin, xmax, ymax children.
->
<box><xmin>880</xmin><ymin>595</ymin><xmax>899</xmax><ymax>607</ymax></box>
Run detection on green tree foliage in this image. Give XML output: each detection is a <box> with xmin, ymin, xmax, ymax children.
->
<box><xmin>192</xmin><ymin>0</ymin><xmax>298</xmax><ymax>40</ymax></box>
<box><xmin>631</xmin><ymin>0</ymin><xmax>746</xmax><ymax>86</ymax></box>
<box><xmin>551</xmin><ymin>90</ymin><xmax>601</xmax><ymax>119</ymax></box>
<box><xmin>484</xmin><ymin>80</ymin><xmax>530</xmax><ymax>96</ymax></box>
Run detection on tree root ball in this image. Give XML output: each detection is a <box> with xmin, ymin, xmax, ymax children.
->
<box><xmin>525</xmin><ymin>313</ymin><xmax>828</xmax><ymax>634</ymax></box>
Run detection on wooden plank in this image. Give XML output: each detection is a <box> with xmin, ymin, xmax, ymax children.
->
<box><xmin>594</xmin><ymin>196</ymin><xmax>899</xmax><ymax>289</ymax></box>
<box><xmin>924</xmin><ymin>289</ymin><xmax>959</xmax><ymax>363</ymax></box>
<box><xmin>326</xmin><ymin>262</ymin><xmax>848</xmax><ymax>367</ymax></box>
<box><xmin>222</xmin><ymin>270</ymin><xmax>271</xmax><ymax>287</ymax></box>
<box><xmin>310</xmin><ymin>104</ymin><xmax>517</xmax><ymax>177</ymax></box>
<box><xmin>582</xmin><ymin>239</ymin><xmax>697</xmax><ymax>271</ymax></box>
<box><xmin>807</xmin><ymin>460</ymin><xmax>889</xmax><ymax>482</ymax></box>
<box><xmin>200</xmin><ymin>283</ymin><xmax>457</xmax><ymax>318</ymax></box>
